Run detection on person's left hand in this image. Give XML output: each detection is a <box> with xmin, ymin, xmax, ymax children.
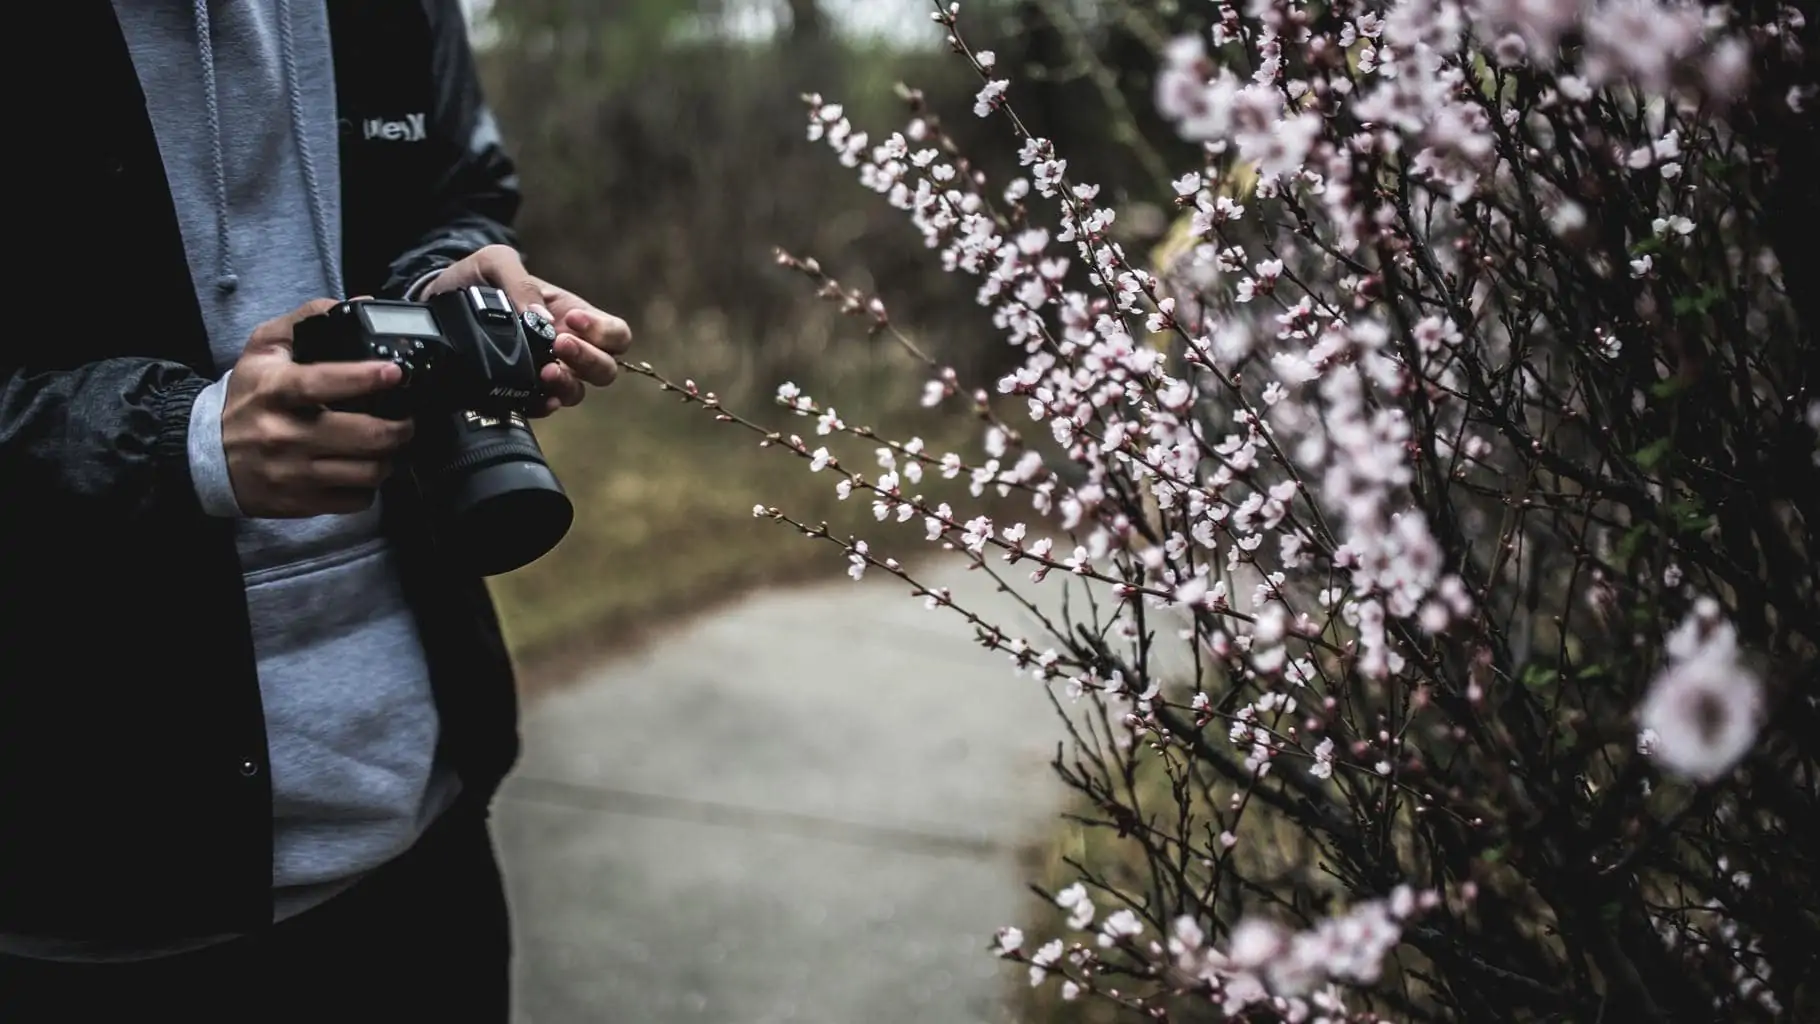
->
<box><xmin>420</xmin><ymin>244</ymin><xmax>633</xmax><ymax>416</ymax></box>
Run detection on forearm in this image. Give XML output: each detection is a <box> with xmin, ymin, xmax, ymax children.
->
<box><xmin>384</xmin><ymin>216</ymin><xmax>518</xmax><ymax>301</ymax></box>
<box><xmin>0</xmin><ymin>359</ymin><xmax>209</xmax><ymax>520</ymax></box>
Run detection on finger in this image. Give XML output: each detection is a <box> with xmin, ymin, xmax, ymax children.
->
<box><xmin>528</xmin><ymin>395</ymin><xmax>563</xmax><ymax>419</ymax></box>
<box><xmin>553</xmin><ymin>333</ymin><xmax>620</xmax><ymax>387</ymax></box>
<box><xmin>537</xmin><ymin>283</ymin><xmax>631</xmax><ymax>355</ymax></box>
<box><xmin>246</xmin><ymin>298</ymin><xmax>341</xmax><ymax>356</ymax></box>
<box><xmin>284</xmin><ymin>297</ymin><xmax>343</xmax><ymax>327</ymax></box>
<box><xmin>310</xmin><ymin>458</ymin><xmax>394</xmax><ymax>491</ymax></box>
<box><xmin>303</xmin><ymin>410</ymin><xmax>415</xmax><ymax>458</ymax></box>
<box><xmin>562</xmin><ymin>308</ymin><xmax>633</xmax><ymax>356</ymax></box>
<box><xmin>273</xmin><ymin>360</ymin><xmax>403</xmax><ymax>407</ymax></box>
<box><xmin>539</xmin><ymin>361</ymin><xmax>585</xmax><ymax>406</ymax></box>
<box><xmin>477</xmin><ymin>245</ymin><xmax>545</xmax><ymax>316</ymax></box>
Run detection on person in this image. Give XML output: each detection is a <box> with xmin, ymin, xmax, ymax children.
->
<box><xmin>0</xmin><ymin>2</ymin><xmax>631</xmax><ymax>1019</ymax></box>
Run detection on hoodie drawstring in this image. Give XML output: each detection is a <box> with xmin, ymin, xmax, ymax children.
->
<box><xmin>191</xmin><ymin>0</ymin><xmax>237</xmax><ymax>294</ymax></box>
<box><xmin>274</xmin><ymin>0</ymin><xmax>342</xmax><ymax>297</ymax></box>
<box><xmin>192</xmin><ymin>0</ymin><xmax>342</xmax><ymax>297</ymax></box>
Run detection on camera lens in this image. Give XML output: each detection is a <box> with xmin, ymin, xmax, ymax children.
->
<box><xmin>413</xmin><ymin>410</ymin><xmax>573</xmax><ymax>576</ymax></box>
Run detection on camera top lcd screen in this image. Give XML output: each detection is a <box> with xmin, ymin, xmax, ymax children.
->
<box><xmin>361</xmin><ymin>304</ymin><xmax>441</xmax><ymax>339</ymax></box>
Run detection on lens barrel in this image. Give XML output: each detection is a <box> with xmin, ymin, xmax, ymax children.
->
<box><xmin>415</xmin><ymin>410</ymin><xmax>573</xmax><ymax>577</ymax></box>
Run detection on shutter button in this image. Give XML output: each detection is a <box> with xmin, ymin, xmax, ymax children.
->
<box><xmin>239</xmin><ymin>759</ymin><xmax>260</xmax><ymax>777</ymax></box>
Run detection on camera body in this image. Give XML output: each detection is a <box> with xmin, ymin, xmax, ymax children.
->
<box><xmin>294</xmin><ymin>285</ymin><xmax>559</xmax><ymax>421</ymax></box>
<box><xmin>293</xmin><ymin>285</ymin><xmax>574</xmax><ymax>577</ymax></box>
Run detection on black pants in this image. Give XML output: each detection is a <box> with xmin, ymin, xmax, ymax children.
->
<box><xmin>0</xmin><ymin>805</ymin><xmax>511</xmax><ymax>1023</ymax></box>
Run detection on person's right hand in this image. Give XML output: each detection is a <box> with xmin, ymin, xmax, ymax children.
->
<box><xmin>221</xmin><ymin>299</ymin><xmax>415</xmax><ymax>518</ymax></box>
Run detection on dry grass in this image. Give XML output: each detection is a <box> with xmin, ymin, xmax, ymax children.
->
<box><xmin>487</xmin><ymin>299</ymin><xmax>991</xmax><ymax>694</ymax></box>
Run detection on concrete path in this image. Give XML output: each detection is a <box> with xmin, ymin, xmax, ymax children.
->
<box><xmin>494</xmin><ymin>557</ymin><xmax>1075</xmax><ymax>1023</ymax></box>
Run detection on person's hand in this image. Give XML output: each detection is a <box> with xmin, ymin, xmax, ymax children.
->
<box><xmin>221</xmin><ymin>299</ymin><xmax>416</xmax><ymax>517</ymax></box>
<box><xmin>421</xmin><ymin>244</ymin><xmax>633</xmax><ymax>415</ymax></box>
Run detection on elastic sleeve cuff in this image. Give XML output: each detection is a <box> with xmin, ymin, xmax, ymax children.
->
<box><xmin>186</xmin><ymin>373</ymin><xmax>243</xmax><ymax>518</ymax></box>
<box><xmin>150</xmin><ymin>373</ymin><xmax>209</xmax><ymax>518</ymax></box>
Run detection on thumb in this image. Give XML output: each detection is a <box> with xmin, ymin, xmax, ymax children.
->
<box><xmin>244</xmin><ymin>298</ymin><xmax>342</xmax><ymax>357</ymax></box>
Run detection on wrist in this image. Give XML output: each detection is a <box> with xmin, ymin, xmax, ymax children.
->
<box><xmin>403</xmin><ymin>265</ymin><xmax>449</xmax><ymax>302</ymax></box>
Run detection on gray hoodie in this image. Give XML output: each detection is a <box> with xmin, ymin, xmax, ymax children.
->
<box><xmin>3</xmin><ymin>0</ymin><xmax>460</xmax><ymax>961</ymax></box>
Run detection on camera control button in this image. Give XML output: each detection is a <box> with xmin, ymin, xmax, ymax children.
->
<box><xmin>523</xmin><ymin>311</ymin><xmax>556</xmax><ymax>343</ymax></box>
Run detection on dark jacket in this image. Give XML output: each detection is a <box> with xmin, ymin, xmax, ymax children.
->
<box><xmin>0</xmin><ymin>0</ymin><xmax>522</xmax><ymax>942</ymax></box>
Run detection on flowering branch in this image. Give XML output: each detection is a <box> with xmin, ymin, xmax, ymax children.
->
<box><xmin>626</xmin><ymin>0</ymin><xmax>1819</xmax><ymax>1018</ymax></box>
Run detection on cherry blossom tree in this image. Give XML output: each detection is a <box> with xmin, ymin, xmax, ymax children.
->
<box><xmin>632</xmin><ymin>0</ymin><xmax>1817</xmax><ymax>1018</ymax></box>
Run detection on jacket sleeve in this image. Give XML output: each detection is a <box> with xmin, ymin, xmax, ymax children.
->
<box><xmin>380</xmin><ymin>0</ymin><xmax>522</xmax><ymax>300</ymax></box>
<box><xmin>0</xmin><ymin>359</ymin><xmax>208</xmax><ymax>519</ymax></box>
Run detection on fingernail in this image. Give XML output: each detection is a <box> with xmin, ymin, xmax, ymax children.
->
<box><xmin>529</xmin><ymin>303</ymin><xmax>553</xmax><ymax>321</ymax></box>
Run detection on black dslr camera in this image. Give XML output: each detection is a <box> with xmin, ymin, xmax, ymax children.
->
<box><xmin>293</xmin><ymin>285</ymin><xmax>573</xmax><ymax>576</ymax></box>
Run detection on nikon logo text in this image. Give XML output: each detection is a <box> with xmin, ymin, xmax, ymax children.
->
<box><xmin>363</xmin><ymin>113</ymin><xmax>427</xmax><ymax>142</ymax></box>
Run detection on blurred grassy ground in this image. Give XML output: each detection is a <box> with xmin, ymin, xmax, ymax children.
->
<box><xmin>485</xmin><ymin>296</ymin><xmax>989</xmax><ymax>691</ymax></box>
